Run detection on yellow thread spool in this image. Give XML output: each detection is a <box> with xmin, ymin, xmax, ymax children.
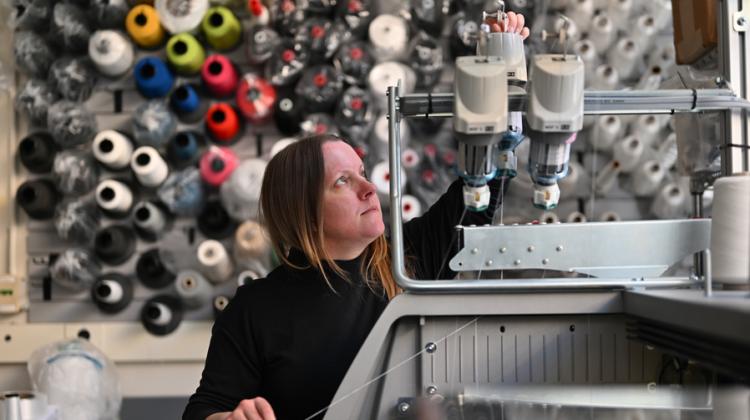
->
<box><xmin>126</xmin><ymin>4</ymin><xmax>166</xmax><ymax>49</ymax></box>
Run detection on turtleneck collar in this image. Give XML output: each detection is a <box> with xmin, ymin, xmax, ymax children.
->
<box><xmin>286</xmin><ymin>247</ymin><xmax>365</xmax><ymax>278</ymax></box>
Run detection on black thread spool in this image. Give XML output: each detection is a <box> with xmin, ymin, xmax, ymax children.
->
<box><xmin>197</xmin><ymin>200</ymin><xmax>236</xmax><ymax>240</ymax></box>
<box><xmin>273</xmin><ymin>88</ymin><xmax>304</xmax><ymax>136</ymax></box>
<box><xmin>94</xmin><ymin>225</ymin><xmax>137</xmax><ymax>266</ymax></box>
<box><xmin>16</xmin><ymin>179</ymin><xmax>59</xmax><ymax>220</ymax></box>
<box><xmin>18</xmin><ymin>132</ymin><xmax>58</xmax><ymax>174</ymax></box>
<box><xmin>141</xmin><ymin>294</ymin><xmax>183</xmax><ymax>336</ymax></box>
<box><xmin>136</xmin><ymin>249</ymin><xmax>176</xmax><ymax>289</ymax></box>
<box><xmin>132</xmin><ymin>200</ymin><xmax>171</xmax><ymax>242</ymax></box>
<box><xmin>91</xmin><ymin>273</ymin><xmax>134</xmax><ymax>314</ymax></box>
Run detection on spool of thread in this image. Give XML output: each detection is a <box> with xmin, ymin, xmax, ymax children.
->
<box><xmin>202</xmin><ymin>6</ymin><xmax>242</xmax><ymax>51</ymax></box>
<box><xmin>651</xmin><ymin>182</ymin><xmax>688</xmax><ymax>219</ymax></box>
<box><xmin>565</xmin><ymin>211</ymin><xmax>587</xmax><ymax>223</ymax></box>
<box><xmin>167</xmin><ymin>131</ymin><xmax>202</xmax><ymax>167</ymax></box>
<box><xmin>636</xmin><ymin>65</ymin><xmax>664</xmax><ymax>90</ymax></box>
<box><xmin>175</xmin><ymin>269</ymin><xmax>212</xmax><ymax>309</ymax></box>
<box><xmin>295</xmin><ymin>65</ymin><xmax>344</xmax><ymax>113</ymax></box>
<box><xmin>220</xmin><ymin>159</ymin><xmax>267</xmax><ymax>221</ymax></box>
<box><xmin>54</xmin><ymin>200</ymin><xmax>99</xmax><ymax>245</ymax></box>
<box><xmin>51</xmin><ymin>150</ymin><xmax>98</xmax><ymax>196</ymax></box>
<box><xmin>368</xmin><ymin>14</ymin><xmax>409</xmax><ymax>62</ymax></box>
<box><xmin>157</xmin><ymin>168</ymin><xmax>206</xmax><ymax>216</ymax></box>
<box><xmin>269</xmin><ymin>138</ymin><xmax>297</xmax><ymax>158</ymax></box>
<box><xmin>588</xmin><ymin>14</ymin><xmax>615</xmax><ymax>53</ymax></box>
<box><xmin>91</xmin><ymin>0</ymin><xmax>130</xmax><ymax>29</ymax></box>
<box><xmin>136</xmin><ymin>248</ymin><xmax>176</xmax><ymax>289</ymax></box>
<box><xmin>233</xmin><ymin>220</ymin><xmax>271</xmax><ymax>267</ymax></box>
<box><xmin>18</xmin><ymin>132</ymin><xmax>57</xmax><ymax>174</ymax></box>
<box><xmin>213</xmin><ymin>295</ymin><xmax>230</xmax><ymax>317</ymax></box>
<box><xmin>648</xmin><ymin>44</ymin><xmax>676</xmax><ymax>74</ymax></box>
<box><xmin>371</xmin><ymin>161</ymin><xmax>407</xmax><ymax>207</ymax></box>
<box><xmin>294</xmin><ymin>18</ymin><xmax>343</xmax><ymax>64</ymax></box>
<box><xmin>166</xmin><ymin>33</ymin><xmax>205</xmax><ymax>76</ymax></box>
<box><xmin>590</xmin><ymin>64</ymin><xmax>619</xmax><ymax>90</ymax></box>
<box><xmin>632</xmin><ymin>160</ymin><xmax>666</xmax><ymax>197</ymax></box>
<box><xmin>200</xmin><ymin>146</ymin><xmax>239</xmax><ymax>187</ymax></box>
<box><xmin>368</xmin><ymin>62</ymin><xmax>416</xmax><ymax>110</ymax></box>
<box><xmin>302</xmin><ymin>113</ymin><xmax>340</xmax><ymax>137</ymax></box>
<box><xmin>589</xmin><ymin>115</ymin><xmax>622</xmax><ymax>152</ymax></box>
<box><xmin>333</xmin><ymin>41</ymin><xmax>375</xmax><ymax>86</ymax></box>
<box><xmin>197</xmin><ymin>239</ymin><xmax>235</xmax><ymax>283</ymax></box>
<box><xmin>402</xmin><ymin>148</ymin><xmax>421</xmax><ymax>175</ymax></box>
<box><xmin>16</xmin><ymin>179</ymin><xmax>58</xmax><ymax>220</ymax></box>
<box><xmin>613</xmin><ymin>136</ymin><xmax>644</xmax><ymax>172</ymax></box>
<box><xmin>273</xmin><ymin>91</ymin><xmax>305</xmax><ymax>136</ymax></box>
<box><xmin>125</xmin><ymin>4</ymin><xmax>165</xmax><ymax>49</ymax></box>
<box><xmin>248</xmin><ymin>0</ymin><xmax>270</xmax><ymax>25</ymax></box>
<box><xmin>401</xmin><ymin>194</ymin><xmax>421</xmax><ymax>222</ymax></box>
<box><xmin>632</xmin><ymin>15</ymin><xmax>657</xmax><ymax>53</ymax></box>
<box><xmin>710</xmin><ymin>174</ymin><xmax>750</xmax><ymax>286</ymax></box>
<box><xmin>607</xmin><ymin>0</ymin><xmax>632</xmax><ymax>29</ymax></box>
<box><xmin>598</xmin><ymin>211</ymin><xmax>621</xmax><ymax>222</ymax></box>
<box><xmin>51</xmin><ymin>2</ymin><xmax>92</xmax><ymax>53</ymax></box>
<box><xmin>50</xmin><ymin>248</ymin><xmax>101</xmax><ymax>291</ymax></box>
<box><xmin>574</xmin><ymin>40</ymin><xmax>598</xmax><ymax>84</ymax></box>
<box><xmin>594</xmin><ymin>159</ymin><xmax>622</xmax><ymax>195</ymax></box>
<box><xmin>89</xmin><ymin>30</ymin><xmax>135</xmax><ymax>78</ymax></box>
<box><xmin>93</xmin><ymin>130</ymin><xmax>134</xmax><ymax>170</ymax></box>
<box><xmin>92</xmin><ymin>273</ymin><xmax>134</xmax><ymax>314</ymax></box>
<box><xmin>631</xmin><ymin>114</ymin><xmax>663</xmax><ymax>148</ymax></box>
<box><xmin>47</xmin><ymin>101</ymin><xmax>98</xmax><ymax>149</ymax></box>
<box><xmin>141</xmin><ymin>294</ymin><xmax>183</xmax><ymax>336</ymax></box>
<box><xmin>11</xmin><ymin>0</ymin><xmax>51</xmax><ymax>31</ymax></box>
<box><xmin>246</xmin><ymin>24</ymin><xmax>281</xmax><ymax>65</ymax></box>
<box><xmin>96</xmin><ymin>179</ymin><xmax>134</xmax><ymax>217</ymax></box>
<box><xmin>371</xmin><ymin>114</ymin><xmax>410</xmax><ymax>161</ymax></box>
<box><xmin>335</xmin><ymin>86</ymin><xmax>376</xmax><ymax>145</ymax></box>
<box><xmin>197</xmin><ymin>200</ymin><xmax>236</xmax><ymax>239</ymax></box>
<box><xmin>552</xmin><ymin>16</ymin><xmax>580</xmax><ymax>49</ymax></box>
<box><xmin>559</xmin><ymin>160</ymin><xmax>582</xmax><ymax>195</ymax></box>
<box><xmin>14</xmin><ymin>31</ymin><xmax>55</xmax><ymax>79</ymax></box>
<box><xmin>134</xmin><ymin>57</ymin><xmax>174</xmax><ymax>98</ymax></box>
<box><xmin>132</xmin><ymin>101</ymin><xmax>177</xmax><ymax>148</ymax></box>
<box><xmin>48</xmin><ymin>56</ymin><xmax>98</xmax><ymax>102</ymax></box>
<box><xmin>656</xmin><ymin>132</ymin><xmax>678</xmax><ymax>170</ymax></box>
<box><xmin>133</xmin><ymin>200</ymin><xmax>170</xmax><ymax>240</ymax></box>
<box><xmin>131</xmin><ymin>146</ymin><xmax>170</xmax><ymax>188</ymax></box>
<box><xmin>201</xmin><ymin>54</ymin><xmax>239</xmax><ymax>98</ymax></box>
<box><xmin>265</xmin><ymin>39</ymin><xmax>310</xmax><ymax>87</ymax></box>
<box><xmin>170</xmin><ymin>84</ymin><xmax>205</xmax><ymax>123</ymax></box>
<box><xmin>95</xmin><ymin>225</ymin><xmax>137</xmax><ymax>265</ymax></box>
<box><xmin>540</xmin><ymin>211</ymin><xmax>560</xmax><ymax>224</ymax></box>
<box><xmin>565</xmin><ymin>0</ymin><xmax>594</xmax><ymax>31</ymax></box>
<box><xmin>607</xmin><ymin>38</ymin><xmax>640</xmax><ymax>80</ymax></box>
<box><xmin>15</xmin><ymin>79</ymin><xmax>59</xmax><ymax>125</ymax></box>
<box><xmin>236</xmin><ymin>73</ymin><xmax>276</xmax><ymax>124</ymax></box>
<box><xmin>205</xmin><ymin>103</ymin><xmax>241</xmax><ymax>143</ymax></box>
<box><xmin>237</xmin><ymin>270</ymin><xmax>260</xmax><ymax>287</ymax></box>
<box><xmin>155</xmin><ymin>0</ymin><xmax>208</xmax><ymax>34</ymax></box>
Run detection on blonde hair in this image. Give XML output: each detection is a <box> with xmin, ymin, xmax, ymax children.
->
<box><xmin>259</xmin><ymin>134</ymin><xmax>401</xmax><ymax>300</ymax></box>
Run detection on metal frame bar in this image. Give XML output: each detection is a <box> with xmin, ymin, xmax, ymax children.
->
<box><xmin>721</xmin><ymin>0</ymin><xmax>750</xmax><ymax>174</ymax></box>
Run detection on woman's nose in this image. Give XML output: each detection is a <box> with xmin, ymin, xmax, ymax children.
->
<box><xmin>359</xmin><ymin>178</ymin><xmax>376</xmax><ymax>200</ymax></box>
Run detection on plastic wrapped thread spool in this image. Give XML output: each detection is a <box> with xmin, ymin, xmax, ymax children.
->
<box><xmin>333</xmin><ymin>41</ymin><xmax>375</xmax><ymax>86</ymax></box>
<box><xmin>88</xmin><ymin>30</ymin><xmax>135</xmax><ymax>78</ymax></box>
<box><xmin>157</xmin><ymin>168</ymin><xmax>206</xmax><ymax>216</ymax></box>
<box><xmin>336</xmin><ymin>0</ymin><xmax>372</xmax><ymax>37</ymax></box>
<box><xmin>47</xmin><ymin>56</ymin><xmax>98</xmax><ymax>102</ymax></box>
<box><xmin>205</xmin><ymin>103</ymin><xmax>241</xmax><ymax>143</ymax></box>
<box><xmin>335</xmin><ymin>86</ymin><xmax>375</xmax><ymax>145</ymax></box>
<box><xmin>91</xmin><ymin>273</ymin><xmax>134</xmax><ymax>314</ymax></box>
<box><xmin>50</xmin><ymin>248</ymin><xmax>101</xmax><ymax>291</ymax></box>
<box><xmin>408</xmin><ymin>32</ymin><xmax>444</xmax><ymax>90</ymax></box>
<box><xmin>136</xmin><ymin>249</ymin><xmax>176</xmax><ymax>289</ymax></box>
<box><xmin>236</xmin><ymin>73</ymin><xmax>276</xmax><ymax>124</ymax></box>
<box><xmin>245</xmin><ymin>24</ymin><xmax>281</xmax><ymax>65</ymax></box>
<box><xmin>52</xmin><ymin>150</ymin><xmax>99</xmax><ymax>196</ymax></box>
<box><xmin>202</xmin><ymin>6</ymin><xmax>242</xmax><ymax>51</ymax></box>
<box><xmin>125</xmin><ymin>4</ymin><xmax>166</xmax><ymax>49</ymax></box>
<box><xmin>14</xmin><ymin>31</ymin><xmax>57</xmax><ymax>79</ymax></box>
<box><xmin>449</xmin><ymin>12</ymin><xmax>479</xmax><ymax>60</ymax></box>
<box><xmin>170</xmin><ymin>84</ymin><xmax>205</xmax><ymax>122</ymax></box>
<box><xmin>264</xmin><ymin>39</ymin><xmax>309</xmax><ymax>87</ymax></box>
<box><xmin>92</xmin><ymin>130</ymin><xmax>134</xmax><ymax>170</ymax></box>
<box><xmin>141</xmin><ymin>294</ymin><xmax>183</xmax><ymax>336</ymax></box>
<box><xmin>166</xmin><ymin>33</ymin><xmax>205</xmax><ymax>76</ymax></box>
<box><xmin>296</xmin><ymin>65</ymin><xmax>344</xmax><ymax>113</ymax></box>
<box><xmin>201</xmin><ymin>54</ymin><xmax>239</xmax><ymax>98</ymax></box>
<box><xmin>90</xmin><ymin>0</ymin><xmax>130</xmax><ymax>29</ymax></box>
<box><xmin>15</xmin><ymin>79</ymin><xmax>59</xmax><ymax>125</ymax></box>
<box><xmin>132</xmin><ymin>100</ymin><xmax>177</xmax><ymax>147</ymax></box>
<box><xmin>197</xmin><ymin>200</ymin><xmax>236</xmax><ymax>239</ymax></box>
<box><xmin>51</xmin><ymin>2</ymin><xmax>92</xmax><ymax>53</ymax></box>
<box><xmin>54</xmin><ymin>200</ymin><xmax>99</xmax><ymax>245</ymax></box>
<box><xmin>134</xmin><ymin>57</ymin><xmax>174</xmax><ymax>98</ymax></box>
<box><xmin>9</xmin><ymin>0</ymin><xmax>51</xmax><ymax>31</ymax></box>
<box><xmin>272</xmin><ymin>0</ymin><xmax>306</xmax><ymax>36</ymax></box>
<box><xmin>294</xmin><ymin>18</ymin><xmax>347</xmax><ymax>64</ymax></box>
<box><xmin>220</xmin><ymin>158</ymin><xmax>266</xmax><ymax>221</ymax></box>
<box><xmin>18</xmin><ymin>132</ymin><xmax>58</xmax><ymax>174</ymax></box>
<box><xmin>167</xmin><ymin>131</ymin><xmax>202</xmax><ymax>167</ymax></box>
<box><xmin>155</xmin><ymin>0</ymin><xmax>209</xmax><ymax>34</ymax></box>
<box><xmin>16</xmin><ymin>179</ymin><xmax>59</xmax><ymax>220</ymax></box>
<box><xmin>199</xmin><ymin>146</ymin><xmax>239</xmax><ymax>187</ymax></box>
<box><xmin>131</xmin><ymin>146</ymin><xmax>170</xmax><ymax>188</ymax></box>
<box><xmin>47</xmin><ymin>101</ymin><xmax>98</xmax><ymax>149</ymax></box>
<box><xmin>410</xmin><ymin>0</ymin><xmax>447</xmax><ymax>37</ymax></box>
<box><xmin>300</xmin><ymin>113</ymin><xmax>339</xmax><ymax>137</ymax></box>
<box><xmin>94</xmin><ymin>225</ymin><xmax>137</xmax><ymax>265</ymax></box>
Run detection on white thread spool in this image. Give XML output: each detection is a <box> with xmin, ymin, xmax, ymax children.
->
<box><xmin>213</xmin><ymin>295</ymin><xmax>230</xmax><ymax>313</ymax></box>
<box><xmin>371</xmin><ymin>161</ymin><xmax>406</xmax><ymax>207</ymax></box>
<box><xmin>401</xmin><ymin>195</ymin><xmax>421</xmax><ymax>222</ymax></box>
<box><xmin>233</xmin><ymin>220</ymin><xmax>271</xmax><ymax>268</ymax></box>
<box><xmin>598</xmin><ymin>211</ymin><xmax>621</xmax><ymax>222</ymax></box>
<box><xmin>155</xmin><ymin>0</ymin><xmax>209</xmax><ymax>34</ymax></box>
<box><xmin>566</xmin><ymin>211</ymin><xmax>587</xmax><ymax>223</ymax></box>
<box><xmin>237</xmin><ymin>269</ymin><xmax>260</xmax><ymax>287</ymax></box>
<box><xmin>590</xmin><ymin>64</ymin><xmax>619</xmax><ymax>90</ymax></box>
<box><xmin>565</xmin><ymin>0</ymin><xmax>594</xmax><ymax>31</ymax></box>
<box><xmin>95</xmin><ymin>278</ymin><xmax>124</xmax><ymax>304</ymax></box>
<box><xmin>607</xmin><ymin>38</ymin><xmax>640</xmax><ymax>80</ymax></box>
<box><xmin>131</xmin><ymin>146</ymin><xmax>169</xmax><ymax>187</ymax></box>
<box><xmin>632</xmin><ymin>160</ymin><xmax>666</xmax><ymax>196</ymax></box>
<box><xmin>540</xmin><ymin>211</ymin><xmax>560</xmax><ymax>224</ymax></box>
<box><xmin>574</xmin><ymin>40</ymin><xmax>598</xmax><ymax>85</ymax></box>
<box><xmin>710</xmin><ymin>174</ymin><xmax>750</xmax><ymax>286</ymax></box>
<box><xmin>368</xmin><ymin>14</ymin><xmax>409</xmax><ymax>62</ymax></box>
<box><xmin>96</xmin><ymin>179</ymin><xmax>134</xmax><ymax>214</ymax></box>
<box><xmin>368</xmin><ymin>62</ymin><xmax>416</xmax><ymax>111</ymax></box>
<box><xmin>656</xmin><ymin>132</ymin><xmax>678</xmax><ymax>170</ymax></box>
<box><xmin>651</xmin><ymin>182</ymin><xmax>687</xmax><ymax>219</ymax></box>
<box><xmin>372</xmin><ymin>114</ymin><xmax>410</xmax><ymax>161</ymax></box>
<box><xmin>589</xmin><ymin>14</ymin><xmax>616</xmax><ymax>53</ymax></box>
<box><xmin>559</xmin><ymin>160</ymin><xmax>582</xmax><ymax>195</ymax></box>
<box><xmin>648</xmin><ymin>44</ymin><xmax>676</xmax><ymax>74</ymax></box>
<box><xmin>220</xmin><ymin>158</ymin><xmax>266</xmax><ymax>221</ymax></box>
<box><xmin>645</xmin><ymin>1</ymin><xmax>672</xmax><ymax>31</ymax></box>
<box><xmin>197</xmin><ymin>239</ymin><xmax>234</xmax><ymax>284</ymax></box>
<box><xmin>147</xmin><ymin>302</ymin><xmax>173</xmax><ymax>326</ymax></box>
<box><xmin>632</xmin><ymin>15</ymin><xmax>658</xmax><ymax>54</ymax></box>
<box><xmin>93</xmin><ymin>130</ymin><xmax>133</xmax><ymax>170</ymax></box>
<box><xmin>552</xmin><ymin>16</ymin><xmax>580</xmax><ymax>48</ymax></box>
<box><xmin>607</xmin><ymin>0</ymin><xmax>633</xmax><ymax>29</ymax></box>
<box><xmin>175</xmin><ymin>269</ymin><xmax>212</xmax><ymax>309</ymax></box>
<box><xmin>613</xmin><ymin>135</ymin><xmax>644</xmax><ymax>172</ymax></box>
<box><xmin>270</xmin><ymin>138</ymin><xmax>297</xmax><ymax>159</ymax></box>
<box><xmin>595</xmin><ymin>159</ymin><xmax>622</xmax><ymax>195</ymax></box>
<box><xmin>590</xmin><ymin>115</ymin><xmax>622</xmax><ymax>152</ymax></box>
<box><xmin>630</xmin><ymin>114</ymin><xmax>663</xmax><ymax>148</ymax></box>
<box><xmin>133</xmin><ymin>201</ymin><xmax>168</xmax><ymax>237</ymax></box>
<box><xmin>583</xmin><ymin>115</ymin><xmax>596</xmax><ymax>130</ymax></box>
<box><xmin>636</xmin><ymin>65</ymin><xmax>664</xmax><ymax>90</ymax></box>
<box><xmin>88</xmin><ymin>30</ymin><xmax>134</xmax><ymax>77</ymax></box>
<box><xmin>402</xmin><ymin>148</ymin><xmax>420</xmax><ymax>172</ymax></box>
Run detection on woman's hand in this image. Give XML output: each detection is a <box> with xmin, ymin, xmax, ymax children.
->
<box><xmin>485</xmin><ymin>11</ymin><xmax>530</xmax><ymax>39</ymax></box>
<box><xmin>225</xmin><ymin>397</ymin><xmax>276</xmax><ymax>420</ymax></box>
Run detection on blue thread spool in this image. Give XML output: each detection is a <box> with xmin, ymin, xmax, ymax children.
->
<box><xmin>157</xmin><ymin>168</ymin><xmax>206</xmax><ymax>217</ymax></box>
<box><xmin>170</xmin><ymin>84</ymin><xmax>204</xmax><ymax>123</ymax></box>
<box><xmin>167</xmin><ymin>131</ymin><xmax>201</xmax><ymax>167</ymax></box>
<box><xmin>134</xmin><ymin>57</ymin><xmax>174</xmax><ymax>98</ymax></box>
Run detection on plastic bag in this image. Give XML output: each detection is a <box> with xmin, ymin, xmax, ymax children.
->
<box><xmin>90</xmin><ymin>0</ymin><xmax>129</xmax><ymax>29</ymax></box>
<box><xmin>295</xmin><ymin>65</ymin><xmax>344</xmax><ymax>113</ymax></box>
<box><xmin>157</xmin><ymin>167</ymin><xmax>206</xmax><ymax>217</ymax></box>
<box><xmin>335</xmin><ymin>86</ymin><xmax>375</xmax><ymax>145</ymax></box>
<box><xmin>52</xmin><ymin>150</ymin><xmax>99</xmax><ymax>196</ymax></box>
<box><xmin>264</xmin><ymin>38</ymin><xmax>309</xmax><ymax>87</ymax></box>
<box><xmin>47</xmin><ymin>101</ymin><xmax>98</xmax><ymax>148</ymax></box>
<box><xmin>49</xmin><ymin>248</ymin><xmax>101</xmax><ymax>291</ymax></box>
<box><xmin>28</xmin><ymin>338</ymin><xmax>121</xmax><ymax>420</ymax></box>
<box><xmin>408</xmin><ymin>31</ymin><xmax>444</xmax><ymax>90</ymax></box>
<box><xmin>48</xmin><ymin>56</ymin><xmax>97</xmax><ymax>102</ymax></box>
<box><xmin>54</xmin><ymin>199</ymin><xmax>100</xmax><ymax>245</ymax></box>
<box><xmin>15</xmin><ymin>78</ymin><xmax>60</xmax><ymax>124</ymax></box>
<box><xmin>333</xmin><ymin>41</ymin><xmax>375</xmax><ymax>86</ymax></box>
<box><xmin>7</xmin><ymin>0</ymin><xmax>52</xmax><ymax>32</ymax></box>
<box><xmin>50</xmin><ymin>2</ymin><xmax>92</xmax><ymax>53</ymax></box>
<box><xmin>14</xmin><ymin>31</ymin><xmax>57</xmax><ymax>78</ymax></box>
<box><xmin>132</xmin><ymin>100</ymin><xmax>177</xmax><ymax>147</ymax></box>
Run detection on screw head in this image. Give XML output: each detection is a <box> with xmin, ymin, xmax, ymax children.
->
<box><xmin>398</xmin><ymin>402</ymin><xmax>410</xmax><ymax>413</ymax></box>
<box><xmin>556</xmin><ymin>245</ymin><xmax>564</xmax><ymax>252</ymax></box>
<box><xmin>425</xmin><ymin>342</ymin><xmax>437</xmax><ymax>353</ymax></box>
<box><xmin>514</xmin><ymin>259</ymin><xmax>521</xmax><ymax>266</ymax></box>
<box><xmin>542</xmin><ymin>258</ymin><xmax>549</xmax><ymax>265</ymax></box>
<box><xmin>485</xmin><ymin>260</ymin><xmax>493</xmax><ymax>267</ymax></box>
<box><xmin>426</xmin><ymin>385</ymin><xmax>437</xmax><ymax>395</ymax></box>
<box><xmin>499</xmin><ymin>247</ymin><xmax>507</xmax><ymax>253</ymax></box>
<box><xmin>471</xmin><ymin>248</ymin><xmax>479</xmax><ymax>255</ymax></box>
<box><xmin>527</xmin><ymin>245</ymin><xmax>535</xmax><ymax>252</ymax></box>
<box><xmin>738</xmin><ymin>17</ymin><xmax>746</xmax><ymax>26</ymax></box>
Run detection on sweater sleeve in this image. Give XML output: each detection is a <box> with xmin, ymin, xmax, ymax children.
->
<box><xmin>183</xmin><ymin>288</ymin><xmax>262</xmax><ymax>420</ymax></box>
<box><xmin>402</xmin><ymin>177</ymin><xmax>507</xmax><ymax>280</ymax></box>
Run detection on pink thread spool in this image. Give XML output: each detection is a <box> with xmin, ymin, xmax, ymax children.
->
<box><xmin>199</xmin><ymin>146</ymin><xmax>239</xmax><ymax>187</ymax></box>
<box><xmin>201</xmin><ymin>54</ymin><xmax>239</xmax><ymax>98</ymax></box>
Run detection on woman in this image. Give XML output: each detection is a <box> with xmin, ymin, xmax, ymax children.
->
<box><xmin>185</xmin><ymin>14</ymin><xmax>529</xmax><ymax>420</ymax></box>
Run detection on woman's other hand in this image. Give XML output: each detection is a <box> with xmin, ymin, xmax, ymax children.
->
<box><xmin>485</xmin><ymin>11</ymin><xmax>530</xmax><ymax>39</ymax></box>
<box><xmin>225</xmin><ymin>397</ymin><xmax>276</xmax><ymax>420</ymax></box>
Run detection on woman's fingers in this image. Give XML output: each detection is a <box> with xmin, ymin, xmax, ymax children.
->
<box><xmin>491</xmin><ymin>22</ymin><xmax>502</xmax><ymax>32</ymax></box>
<box><xmin>255</xmin><ymin>397</ymin><xmax>276</xmax><ymax>420</ymax></box>
<box><xmin>506</xmin><ymin>11</ymin><xmax>517</xmax><ymax>33</ymax></box>
<box><xmin>516</xmin><ymin>13</ymin><xmax>525</xmax><ymax>34</ymax></box>
<box><xmin>521</xmin><ymin>27</ymin><xmax>530</xmax><ymax>40</ymax></box>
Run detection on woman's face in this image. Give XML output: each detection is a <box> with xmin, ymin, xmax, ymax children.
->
<box><xmin>320</xmin><ymin>141</ymin><xmax>384</xmax><ymax>259</ymax></box>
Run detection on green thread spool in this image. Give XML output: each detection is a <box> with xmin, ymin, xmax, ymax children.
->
<box><xmin>202</xmin><ymin>7</ymin><xmax>242</xmax><ymax>51</ymax></box>
<box><xmin>166</xmin><ymin>33</ymin><xmax>205</xmax><ymax>75</ymax></box>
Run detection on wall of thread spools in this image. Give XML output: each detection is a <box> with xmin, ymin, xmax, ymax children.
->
<box><xmin>10</xmin><ymin>0</ymin><xmax>690</xmax><ymax>336</ymax></box>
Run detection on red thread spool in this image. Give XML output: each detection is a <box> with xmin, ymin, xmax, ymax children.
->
<box><xmin>200</xmin><ymin>147</ymin><xmax>239</xmax><ymax>187</ymax></box>
<box><xmin>236</xmin><ymin>73</ymin><xmax>277</xmax><ymax>125</ymax></box>
<box><xmin>205</xmin><ymin>103</ymin><xmax>241</xmax><ymax>143</ymax></box>
<box><xmin>201</xmin><ymin>54</ymin><xmax>239</xmax><ymax>98</ymax></box>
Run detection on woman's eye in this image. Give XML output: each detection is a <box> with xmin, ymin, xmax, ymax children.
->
<box><xmin>335</xmin><ymin>177</ymin><xmax>347</xmax><ymax>186</ymax></box>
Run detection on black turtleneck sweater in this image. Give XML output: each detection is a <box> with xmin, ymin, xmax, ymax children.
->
<box><xmin>183</xmin><ymin>178</ymin><xmax>503</xmax><ymax>420</ymax></box>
